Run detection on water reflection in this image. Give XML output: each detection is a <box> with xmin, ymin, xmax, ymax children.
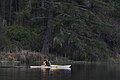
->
<box><xmin>0</xmin><ymin>67</ymin><xmax>71</xmax><ymax>80</ymax></box>
<box><xmin>71</xmin><ymin>64</ymin><xmax>120</xmax><ymax>80</ymax></box>
<box><xmin>1</xmin><ymin>64</ymin><xmax>120</xmax><ymax>80</ymax></box>
<box><xmin>41</xmin><ymin>68</ymin><xmax>71</xmax><ymax>80</ymax></box>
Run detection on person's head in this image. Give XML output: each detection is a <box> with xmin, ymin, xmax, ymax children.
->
<box><xmin>46</xmin><ymin>59</ymin><xmax>49</xmax><ymax>61</ymax></box>
<box><xmin>44</xmin><ymin>59</ymin><xmax>46</xmax><ymax>61</ymax></box>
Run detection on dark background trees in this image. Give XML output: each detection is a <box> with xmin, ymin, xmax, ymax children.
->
<box><xmin>0</xmin><ymin>0</ymin><xmax>120</xmax><ymax>61</ymax></box>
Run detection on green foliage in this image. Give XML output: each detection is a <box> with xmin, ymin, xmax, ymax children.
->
<box><xmin>15</xmin><ymin>0</ymin><xmax>32</xmax><ymax>25</ymax></box>
<box><xmin>6</xmin><ymin>25</ymin><xmax>42</xmax><ymax>51</ymax></box>
<box><xmin>0</xmin><ymin>18</ymin><xmax>8</xmax><ymax>51</ymax></box>
<box><xmin>1</xmin><ymin>0</ymin><xmax>120</xmax><ymax>61</ymax></box>
<box><xmin>7</xmin><ymin>26</ymin><xmax>30</xmax><ymax>41</ymax></box>
<box><xmin>51</xmin><ymin>0</ymin><xmax>117</xmax><ymax>61</ymax></box>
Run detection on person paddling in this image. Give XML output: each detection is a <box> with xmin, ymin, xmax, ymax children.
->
<box><xmin>43</xmin><ymin>59</ymin><xmax>51</xmax><ymax>66</ymax></box>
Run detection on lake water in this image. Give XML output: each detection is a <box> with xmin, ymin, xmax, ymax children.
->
<box><xmin>0</xmin><ymin>63</ymin><xmax>120</xmax><ymax>80</ymax></box>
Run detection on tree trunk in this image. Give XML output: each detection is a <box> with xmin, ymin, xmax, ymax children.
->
<box><xmin>1</xmin><ymin>0</ymin><xmax>6</xmax><ymax>20</ymax></box>
<box><xmin>42</xmin><ymin>0</ymin><xmax>53</xmax><ymax>56</ymax></box>
<box><xmin>8</xmin><ymin>0</ymin><xmax>13</xmax><ymax>25</ymax></box>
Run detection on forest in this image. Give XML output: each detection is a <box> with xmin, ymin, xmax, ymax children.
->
<box><xmin>0</xmin><ymin>0</ymin><xmax>120</xmax><ymax>62</ymax></box>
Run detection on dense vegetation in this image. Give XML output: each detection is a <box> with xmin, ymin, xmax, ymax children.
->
<box><xmin>0</xmin><ymin>0</ymin><xmax>120</xmax><ymax>61</ymax></box>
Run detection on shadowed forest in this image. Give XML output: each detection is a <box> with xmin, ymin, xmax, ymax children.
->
<box><xmin>0</xmin><ymin>0</ymin><xmax>120</xmax><ymax>63</ymax></box>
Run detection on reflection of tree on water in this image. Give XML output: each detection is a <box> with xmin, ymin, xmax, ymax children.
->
<box><xmin>42</xmin><ymin>68</ymin><xmax>71</xmax><ymax>80</ymax></box>
<box><xmin>42</xmin><ymin>68</ymin><xmax>51</xmax><ymax>80</ymax></box>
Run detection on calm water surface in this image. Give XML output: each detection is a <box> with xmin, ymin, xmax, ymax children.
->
<box><xmin>0</xmin><ymin>64</ymin><xmax>120</xmax><ymax>80</ymax></box>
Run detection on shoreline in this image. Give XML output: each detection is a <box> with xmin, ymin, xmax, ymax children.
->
<box><xmin>0</xmin><ymin>50</ymin><xmax>120</xmax><ymax>65</ymax></box>
<box><xmin>0</xmin><ymin>60</ymin><xmax>120</xmax><ymax>66</ymax></box>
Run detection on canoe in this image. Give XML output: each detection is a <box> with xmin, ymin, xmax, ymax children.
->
<box><xmin>30</xmin><ymin>65</ymin><xmax>71</xmax><ymax>69</ymax></box>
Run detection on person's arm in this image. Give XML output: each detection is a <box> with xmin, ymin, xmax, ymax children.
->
<box><xmin>43</xmin><ymin>61</ymin><xmax>46</xmax><ymax>66</ymax></box>
<box><xmin>49</xmin><ymin>61</ymin><xmax>51</xmax><ymax>66</ymax></box>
